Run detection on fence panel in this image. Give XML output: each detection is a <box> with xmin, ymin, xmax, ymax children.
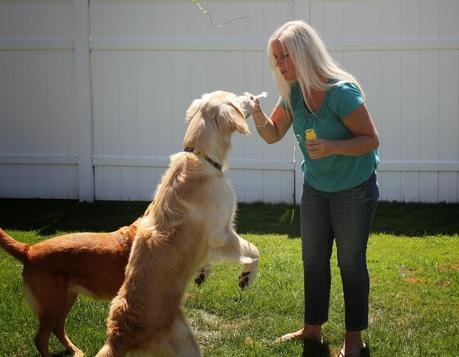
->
<box><xmin>310</xmin><ymin>0</ymin><xmax>459</xmax><ymax>202</ymax></box>
<box><xmin>90</xmin><ymin>0</ymin><xmax>296</xmax><ymax>203</ymax></box>
<box><xmin>0</xmin><ymin>0</ymin><xmax>78</xmax><ymax>199</ymax></box>
<box><xmin>0</xmin><ymin>0</ymin><xmax>457</xmax><ymax>203</ymax></box>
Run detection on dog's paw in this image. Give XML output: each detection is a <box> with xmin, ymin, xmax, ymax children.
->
<box><xmin>194</xmin><ymin>264</ymin><xmax>212</xmax><ymax>286</ymax></box>
<box><xmin>238</xmin><ymin>271</ymin><xmax>255</xmax><ymax>290</ymax></box>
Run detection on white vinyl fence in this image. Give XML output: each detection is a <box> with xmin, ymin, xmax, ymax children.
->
<box><xmin>0</xmin><ymin>0</ymin><xmax>458</xmax><ymax>203</ymax></box>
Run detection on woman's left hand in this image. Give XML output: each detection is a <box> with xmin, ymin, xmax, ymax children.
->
<box><xmin>306</xmin><ymin>139</ymin><xmax>336</xmax><ymax>159</ymax></box>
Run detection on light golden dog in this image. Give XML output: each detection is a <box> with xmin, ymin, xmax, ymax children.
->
<box><xmin>96</xmin><ymin>91</ymin><xmax>260</xmax><ymax>357</ymax></box>
<box><xmin>0</xmin><ymin>222</ymin><xmax>139</xmax><ymax>357</ymax></box>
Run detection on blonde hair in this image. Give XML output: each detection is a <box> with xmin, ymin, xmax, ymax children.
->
<box><xmin>268</xmin><ymin>20</ymin><xmax>364</xmax><ymax>111</ymax></box>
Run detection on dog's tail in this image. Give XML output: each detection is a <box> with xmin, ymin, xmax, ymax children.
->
<box><xmin>0</xmin><ymin>228</ymin><xmax>29</xmax><ymax>263</ymax></box>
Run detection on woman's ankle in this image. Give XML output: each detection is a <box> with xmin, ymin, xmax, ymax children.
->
<box><xmin>342</xmin><ymin>330</ymin><xmax>363</xmax><ymax>352</ymax></box>
<box><xmin>303</xmin><ymin>324</ymin><xmax>322</xmax><ymax>341</ymax></box>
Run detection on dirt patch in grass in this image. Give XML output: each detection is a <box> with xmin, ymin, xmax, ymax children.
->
<box><xmin>437</xmin><ymin>263</ymin><xmax>459</xmax><ymax>272</ymax></box>
<box><xmin>435</xmin><ymin>280</ymin><xmax>451</xmax><ymax>288</ymax></box>
<box><xmin>403</xmin><ymin>276</ymin><xmax>429</xmax><ymax>284</ymax></box>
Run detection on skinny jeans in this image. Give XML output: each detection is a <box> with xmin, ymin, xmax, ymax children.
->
<box><xmin>300</xmin><ymin>173</ymin><xmax>379</xmax><ymax>331</ymax></box>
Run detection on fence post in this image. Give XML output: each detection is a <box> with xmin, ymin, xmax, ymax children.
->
<box><xmin>74</xmin><ymin>0</ymin><xmax>94</xmax><ymax>202</ymax></box>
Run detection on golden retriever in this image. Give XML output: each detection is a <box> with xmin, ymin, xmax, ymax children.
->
<box><xmin>0</xmin><ymin>222</ymin><xmax>139</xmax><ymax>357</ymax></box>
<box><xmin>95</xmin><ymin>91</ymin><xmax>260</xmax><ymax>357</ymax></box>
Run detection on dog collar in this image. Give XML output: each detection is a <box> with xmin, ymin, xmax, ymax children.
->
<box><xmin>184</xmin><ymin>147</ymin><xmax>223</xmax><ymax>173</ymax></box>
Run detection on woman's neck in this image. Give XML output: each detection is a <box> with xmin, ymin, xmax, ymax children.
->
<box><xmin>304</xmin><ymin>76</ymin><xmax>329</xmax><ymax>112</ymax></box>
<box><xmin>305</xmin><ymin>87</ymin><xmax>325</xmax><ymax>112</ymax></box>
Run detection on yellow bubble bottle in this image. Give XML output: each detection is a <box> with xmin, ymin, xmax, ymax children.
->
<box><xmin>305</xmin><ymin>128</ymin><xmax>317</xmax><ymax>141</ymax></box>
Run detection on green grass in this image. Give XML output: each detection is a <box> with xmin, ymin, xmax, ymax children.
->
<box><xmin>0</xmin><ymin>199</ymin><xmax>458</xmax><ymax>356</ymax></box>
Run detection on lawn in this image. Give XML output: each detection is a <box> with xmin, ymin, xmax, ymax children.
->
<box><xmin>0</xmin><ymin>199</ymin><xmax>458</xmax><ymax>356</ymax></box>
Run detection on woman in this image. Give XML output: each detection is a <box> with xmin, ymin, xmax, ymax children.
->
<box><xmin>248</xmin><ymin>20</ymin><xmax>379</xmax><ymax>356</ymax></box>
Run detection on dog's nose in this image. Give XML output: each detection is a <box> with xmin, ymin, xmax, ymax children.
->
<box><xmin>237</xmin><ymin>96</ymin><xmax>253</xmax><ymax>118</ymax></box>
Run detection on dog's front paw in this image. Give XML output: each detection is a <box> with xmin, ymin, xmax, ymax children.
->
<box><xmin>238</xmin><ymin>270</ymin><xmax>256</xmax><ymax>290</ymax></box>
<box><xmin>194</xmin><ymin>264</ymin><xmax>212</xmax><ymax>286</ymax></box>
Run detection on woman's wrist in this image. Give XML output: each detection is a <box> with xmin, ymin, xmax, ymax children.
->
<box><xmin>252</xmin><ymin>108</ymin><xmax>265</xmax><ymax>125</ymax></box>
<box><xmin>254</xmin><ymin>119</ymin><xmax>268</xmax><ymax>128</ymax></box>
<box><xmin>254</xmin><ymin>117</ymin><xmax>271</xmax><ymax>135</ymax></box>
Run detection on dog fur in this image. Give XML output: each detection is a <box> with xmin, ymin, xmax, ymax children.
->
<box><xmin>95</xmin><ymin>91</ymin><xmax>260</xmax><ymax>357</ymax></box>
<box><xmin>0</xmin><ymin>222</ymin><xmax>139</xmax><ymax>357</ymax></box>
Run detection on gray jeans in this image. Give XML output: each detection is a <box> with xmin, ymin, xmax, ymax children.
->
<box><xmin>300</xmin><ymin>173</ymin><xmax>379</xmax><ymax>331</ymax></box>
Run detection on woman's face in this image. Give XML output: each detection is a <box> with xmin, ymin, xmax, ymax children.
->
<box><xmin>271</xmin><ymin>39</ymin><xmax>297</xmax><ymax>81</ymax></box>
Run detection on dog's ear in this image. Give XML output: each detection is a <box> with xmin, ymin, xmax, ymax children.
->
<box><xmin>185</xmin><ymin>98</ymin><xmax>202</xmax><ymax>123</ymax></box>
<box><xmin>184</xmin><ymin>96</ymin><xmax>212</xmax><ymax>149</ymax></box>
<box><xmin>219</xmin><ymin>100</ymin><xmax>250</xmax><ymax>135</ymax></box>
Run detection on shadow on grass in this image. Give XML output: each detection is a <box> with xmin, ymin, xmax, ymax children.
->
<box><xmin>0</xmin><ymin>199</ymin><xmax>458</xmax><ymax>238</ymax></box>
<box><xmin>0</xmin><ymin>199</ymin><xmax>148</xmax><ymax>236</ymax></box>
<box><xmin>303</xmin><ymin>339</ymin><xmax>331</xmax><ymax>357</ymax></box>
<box><xmin>236</xmin><ymin>201</ymin><xmax>459</xmax><ymax>237</ymax></box>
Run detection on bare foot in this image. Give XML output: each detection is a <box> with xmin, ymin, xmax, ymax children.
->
<box><xmin>274</xmin><ymin>325</ymin><xmax>322</xmax><ymax>343</ymax></box>
<box><xmin>274</xmin><ymin>328</ymin><xmax>305</xmax><ymax>343</ymax></box>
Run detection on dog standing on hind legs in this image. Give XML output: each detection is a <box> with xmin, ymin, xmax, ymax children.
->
<box><xmin>96</xmin><ymin>91</ymin><xmax>260</xmax><ymax>357</ymax></box>
<box><xmin>0</xmin><ymin>212</ymin><xmax>238</xmax><ymax>356</ymax></box>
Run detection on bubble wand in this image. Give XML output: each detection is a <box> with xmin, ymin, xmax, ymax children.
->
<box><xmin>254</xmin><ymin>91</ymin><xmax>268</xmax><ymax>99</ymax></box>
<box><xmin>192</xmin><ymin>0</ymin><xmax>250</xmax><ymax>28</ymax></box>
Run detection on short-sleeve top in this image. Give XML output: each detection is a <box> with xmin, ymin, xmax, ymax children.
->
<box><xmin>281</xmin><ymin>81</ymin><xmax>379</xmax><ymax>192</ymax></box>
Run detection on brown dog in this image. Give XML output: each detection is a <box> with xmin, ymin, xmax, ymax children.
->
<box><xmin>0</xmin><ymin>222</ymin><xmax>138</xmax><ymax>357</ymax></box>
<box><xmin>95</xmin><ymin>91</ymin><xmax>260</xmax><ymax>357</ymax></box>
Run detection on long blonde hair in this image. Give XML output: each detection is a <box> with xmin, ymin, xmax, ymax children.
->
<box><xmin>268</xmin><ymin>20</ymin><xmax>364</xmax><ymax>111</ymax></box>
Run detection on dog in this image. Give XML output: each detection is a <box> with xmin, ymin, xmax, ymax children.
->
<box><xmin>0</xmin><ymin>222</ymin><xmax>139</xmax><ymax>357</ymax></box>
<box><xmin>0</xmin><ymin>220</ymin><xmax>222</xmax><ymax>357</ymax></box>
<box><xmin>95</xmin><ymin>91</ymin><xmax>260</xmax><ymax>357</ymax></box>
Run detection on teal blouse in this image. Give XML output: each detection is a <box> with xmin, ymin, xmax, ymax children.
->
<box><xmin>281</xmin><ymin>81</ymin><xmax>379</xmax><ymax>192</ymax></box>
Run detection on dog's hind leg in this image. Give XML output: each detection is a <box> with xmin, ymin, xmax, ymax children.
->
<box><xmin>53</xmin><ymin>291</ymin><xmax>84</xmax><ymax>356</ymax></box>
<box><xmin>34</xmin><ymin>318</ymin><xmax>53</xmax><ymax>357</ymax></box>
<box><xmin>95</xmin><ymin>344</ymin><xmax>116</xmax><ymax>357</ymax></box>
<box><xmin>167</xmin><ymin>312</ymin><xmax>202</xmax><ymax>357</ymax></box>
<box><xmin>23</xmin><ymin>270</ymin><xmax>53</xmax><ymax>357</ymax></box>
<box><xmin>25</xmin><ymin>269</ymin><xmax>78</xmax><ymax>357</ymax></box>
